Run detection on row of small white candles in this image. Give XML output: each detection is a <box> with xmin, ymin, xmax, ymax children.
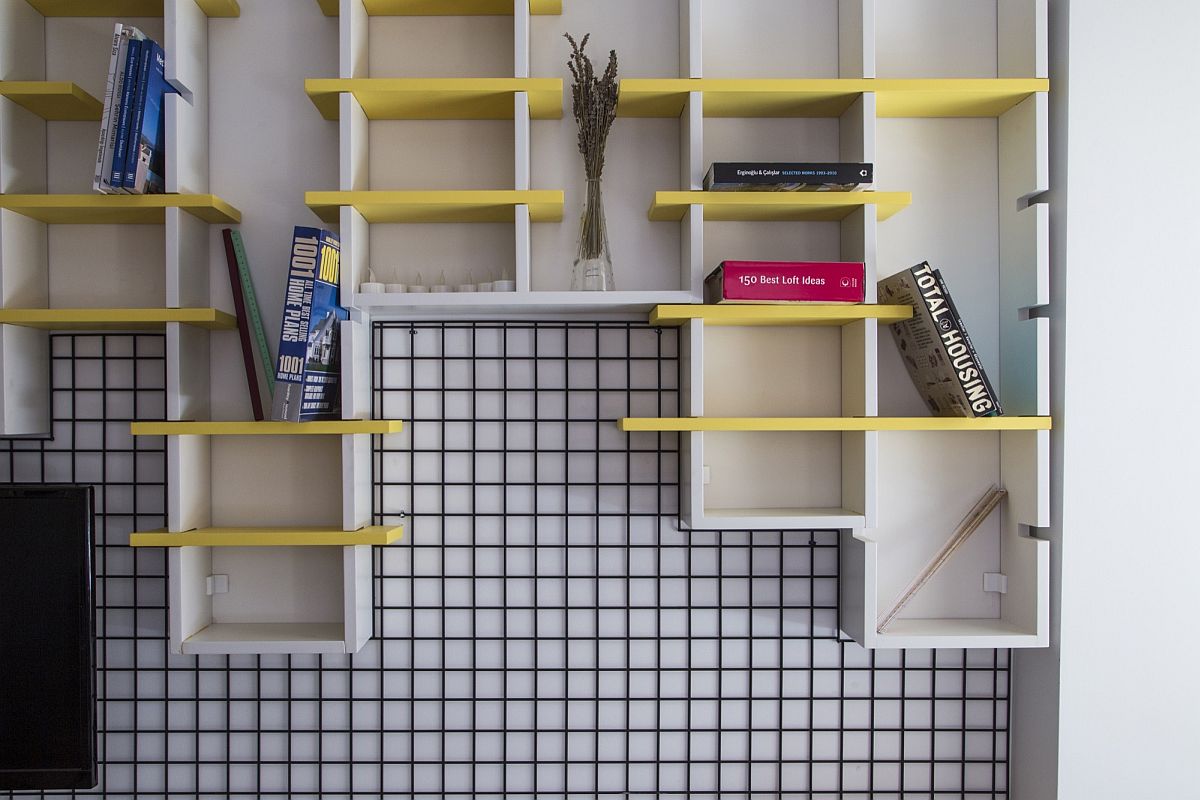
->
<box><xmin>360</xmin><ymin>271</ymin><xmax>515</xmax><ymax>294</ymax></box>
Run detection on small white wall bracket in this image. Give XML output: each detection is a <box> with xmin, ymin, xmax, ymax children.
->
<box><xmin>983</xmin><ymin>572</ymin><xmax>1009</xmax><ymax>594</ymax></box>
<box><xmin>205</xmin><ymin>574</ymin><xmax>229</xmax><ymax>596</ymax></box>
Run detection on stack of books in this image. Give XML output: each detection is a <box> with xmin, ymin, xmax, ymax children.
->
<box><xmin>93</xmin><ymin>24</ymin><xmax>176</xmax><ymax>195</ymax></box>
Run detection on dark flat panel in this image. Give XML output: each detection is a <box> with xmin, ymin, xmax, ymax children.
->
<box><xmin>0</xmin><ymin>485</ymin><xmax>97</xmax><ymax>791</ymax></box>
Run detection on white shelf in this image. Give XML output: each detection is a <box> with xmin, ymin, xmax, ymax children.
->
<box><xmin>181</xmin><ymin>623</ymin><xmax>349</xmax><ymax>656</ymax></box>
<box><xmin>690</xmin><ymin>507</ymin><xmax>865</xmax><ymax>531</ymax></box>
<box><xmin>356</xmin><ymin>289</ymin><xmax>698</xmax><ymax>315</ymax></box>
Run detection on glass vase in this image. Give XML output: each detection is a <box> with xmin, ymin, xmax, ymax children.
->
<box><xmin>572</xmin><ymin>177</ymin><xmax>615</xmax><ymax>291</ymax></box>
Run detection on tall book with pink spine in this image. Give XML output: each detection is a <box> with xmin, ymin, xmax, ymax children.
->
<box><xmin>704</xmin><ymin>260</ymin><xmax>866</xmax><ymax>304</ymax></box>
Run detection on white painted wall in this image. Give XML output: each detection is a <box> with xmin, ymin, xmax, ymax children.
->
<box><xmin>1013</xmin><ymin>1</ymin><xmax>1200</xmax><ymax>797</ymax></box>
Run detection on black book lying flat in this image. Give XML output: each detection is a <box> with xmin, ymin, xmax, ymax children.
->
<box><xmin>704</xmin><ymin>161</ymin><xmax>873</xmax><ymax>191</ymax></box>
<box><xmin>0</xmin><ymin>485</ymin><xmax>97</xmax><ymax>791</ymax></box>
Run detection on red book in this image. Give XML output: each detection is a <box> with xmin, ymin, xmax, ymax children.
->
<box><xmin>222</xmin><ymin>228</ymin><xmax>265</xmax><ymax>421</ymax></box>
<box><xmin>704</xmin><ymin>260</ymin><xmax>866</xmax><ymax>303</ymax></box>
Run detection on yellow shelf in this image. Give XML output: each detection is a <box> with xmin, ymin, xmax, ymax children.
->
<box><xmin>306</xmin><ymin>190</ymin><xmax>564</xmax><ymax>224</ymax></box>
<box><xmin>619</xmin><ymin>417</ymin><xmax>1054</xmax><ymax>432</ymax></box>
<box><xmin>0</xmin><ymin>308</ymin><xmax>234</xmax><ymax>330</ymax></box>
<box><xmin>129</xmin><ymin>526</ymin><xmax>403</xmax><ymax>547</ymax></box>
<box><xmin>650</xmin><ymin>191</ymin><xmax>911</xmax><ymax>223</ymax></box>
<box><xmin>131</xmin><ymin>420</ymin><xmax>404</xmax><ymax>436</ymax></box>
<box><xmin>0</xmin><ymin>81</ymin><xmax>102</xmax><ymax>120</ymax></box>
<box><xmin>0</xmin><ymin>194</ymin><xmax>241</xmax><ymax>224</ymax></box>
<box><xmin>24</xmin><ymin>0</ymin><xmax>239</xmax><ymax>17</ymax></box>
<box><xmin>306</xmin><ymin>78</ymin><xmax>563</xmax><ymax>120</ymax></box>
<box><xmin>874</xmin><ymin>78</ymin><xmax>1049</xmax><ymax>117</ymax></box>
<box><xmin>650</xmin><ymin>304</ymin><xmax>913</xmax><ymax>327</ymax></box>
<box><xmin>617</xmin><ymin>78</ymin><xmax>1048</xmax><ymax>118</ymax></box>
<box><xmin>317</xmin><ymin>0</ymin><xmax>560</xmax><ymax>15</ymax></box>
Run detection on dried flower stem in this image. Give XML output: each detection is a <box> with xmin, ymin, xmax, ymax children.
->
<box><xmin>566</xmin><ymin>33</ymin><xmax>618</xmax><ymax>261</ymax></box>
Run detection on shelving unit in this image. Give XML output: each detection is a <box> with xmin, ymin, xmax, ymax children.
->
<box><xmin>0</xmin><ymin>0</ymin><xmax>241</xmax><ymax>437</ymax></box>
<box><xmin>590</xmin><ymin>0</ymin><xmax>1048</xmax><ymax>651</ymax></box>
<box><xmin>0</xmin><ymin>0</ymin><xmax>408</xmax><ymax>657</ymax></box>
<box><xmin>130</xmin><ymin>411</ymin><xmax>393</xmax><ymax>654</ymax></box>
<box><xmin>5</xmin><ymin>0</ymin><xmax>1051</xmax><ymax>656</ymax></box>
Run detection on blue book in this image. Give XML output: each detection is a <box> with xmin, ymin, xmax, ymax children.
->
<box><xmin>110</xmin><ymin>37</ymin><xmax>142</xmax><ymax>191</ymax></box>
<box><xmin>120</xmin><ymin>38</ymin><xmax>154</xmax><ymax>190</ymax></box>
<box><xmin>129</xmin><ymin>41</ymin><xmax>176</xmax><ymax>194</ymax></box>
<box><xmin>271</xmin><ymin>228</ymin><xmax>347</xmax><ymax>422</ymax></box>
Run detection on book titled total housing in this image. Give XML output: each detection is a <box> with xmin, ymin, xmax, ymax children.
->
<box><xmin>271</xmin><ymin>228</ymin><xmax>347</xmax><ymax>422</ymax></box>
<box><xmin>705</xmin><ymin>261</ymin><xmax>865</xmax><ymax>304</ymax></box>
<box><xmin>878</xmin><ymin>262</ymin><xmax>1002</xmax><ymax>418</ymax></box>
<box><xmin>704</xmin><ymin>162</ymin><xmax>873</xmax><ymax>192</ymax></box>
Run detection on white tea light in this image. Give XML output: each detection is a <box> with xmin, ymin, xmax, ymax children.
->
<box><xmin>360</xmin><ymin>282</ymin><xmax>385</xmax><ymax>294</ymax></box>
<box><xmin>492</xmin><ymin>279</ymin><xmax>516</xmax><ymax>292</ymax></box>
<box><xmin>385</xmin><ymin>283</ymin><xmax>407</xmax><ymax>293</ymax></box>
<box><xmin>457</xmin><ymin>284</ymin><xmax>478</xmax><ymax>293</ymax></box>
<box><xmin>477</xmin><ymin>282</ymin><xmax>494</xmax><ymax>292</ymax></box>
<box><xmin>430</xmin><ymin>284</ymin><xmax>451</xmax><ymax>293</ymax></box>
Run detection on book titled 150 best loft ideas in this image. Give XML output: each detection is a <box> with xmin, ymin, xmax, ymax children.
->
<box><xmin>271</xmin><ymin>227</ymin><xmax>348</xmax><ymax>423</ymax></box>
<box><xmin>705</xmin><ymin>261</ymin><xmax>865</xmax><ymax>303</ymax></box>
<box><xmin>878</xmin><ymin>262</ymin><xmax>1002</xmax><ymax>418</ymax></box>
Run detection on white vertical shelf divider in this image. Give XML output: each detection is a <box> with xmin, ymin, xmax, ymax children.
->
<box><xmin>344</xmin><ymin>545</ymin><xmax>374</xmax><ymax>652</ymax></box>
<box><xmin>170</xmin><ymin>546</ymin><xmax>213</xmax><ymax>652</ymax></box>
<box><xmin>839</xmin><ymin>0</ymin><xmax>875</xmax><ymax>78</ymax></box>
<box><xmin>680</xmin><ymin>318</ymin><xmax>704</xmax><ymax>529</ymax></box>
<box><xmin>0</xmin><ymin>4</ymin><xmax>50</xmax><ymax>435</ymax></box>
<box><xmin>514</xmin><ymin>0</ymin><xmax>530</xmax><ymax>78</ymax></box>
<box><xmin>514</xmin><ymin>90</ymin><xmax>532</xmax><ymax>292</ymax></box>
<box><xmin>339</xmin><ymin>92</ymin><xmax>369</xmax><ymax>308</ymax></box>
<box><xmin>998</xmin><ymin>0</ymin><xmax>1050</xmax><ymax>645</ymax></box>
<box><xmin>341</xmin><ymin>0</ymin><xmax>369</xmax><ymax>79</ymax></box>
<box><xmin>165</xmin><ymin>0</ymin><xmax>208</xmax><ymax>194</ymax></box>
<box><xmin>681</xmin><ymin>92</ymin><xmax>704</xmax><ymax>296</ymax></box>
<box><xmin>341</xmin><ymin>317</ymin><xmax>373</xmax><ymax>532</ymax></box>
<box><xmin>999</xmin><ymin>0</ymin><xmax>1048</xmax><ymax>79</ymax></box>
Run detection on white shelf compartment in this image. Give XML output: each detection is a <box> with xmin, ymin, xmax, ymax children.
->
<box><xmin>138</xmin><ymin>401</ymin><xmax>400</xmax><ymax>655</ymax></box>
<box><xmin>840</xmin><ymin>0</ymin><xmax>1050</xmax><ymax>650</ymax></box>
<box><xmin>671</xmin><ymin>309</ymin><xmax>878</xmax><ymax>531</ymax></box>
<box><xmin>172</xmin><ymin>545</ymin><xmax>372</xmax><ymax>655</ymax></box>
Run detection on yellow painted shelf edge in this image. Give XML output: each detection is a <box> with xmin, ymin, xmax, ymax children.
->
<box><xmin>25</xmin><ymin>0</ymin><xmax>239</xmax><ymax>16</ymax></box>
<box><xmin>0</xmin><ymin>194</ymin><xmax>242</xmax><ymax>224</ymax></box>
<box><xmin>306</xmin><ymin>190</ymin><xmax>565</xmax><ymax>224</ymax></box>
<box><xmin>619</xmin><ymin>417</ymin><xmax>1054</xmax><ymax>432</ymax></box>
<box><xmin>649</xmin><ymin>304</ymin><xmax>914</xmax><ymax>326</ymax></box>
<box><xmin>317</xmin><ymin>0</ymin><xmax>560</xmax><ymax>15</ymax></box>
<box><xmin>649</xmin><ymin>191</ymin><xmax>912</xmax><ymax>223</ymax></box>
<box><xmin>130</xmin><ymin>420</ymin><xmax>405</xmax><ymax>436</ymax></box>
<box><xmin>617</xmin><ymin>78</ymin><xmax>1048</xmax><ymax>118</ymax></box>
<box><xmin>0</xmin><ymin>308</ymin><xmax>235</xmax><ymax>330</ymax></box>
<box><xmin>0</xmin><ymin>81</ymin><xmax>103</xmax><ymax>120</ymax></box>
<box><xmin>304</xmin><ymin>78</ymin><xmax>563</xmax><ymax>121</ymax></box>
<box><xmin>129</xmin><ymin>526</ymin><xmax>404</xmax><ymax>547</ymax></box>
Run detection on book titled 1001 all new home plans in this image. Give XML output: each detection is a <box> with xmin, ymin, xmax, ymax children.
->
<box><xmin>271</xmin><ymin>228</ymin><xmax>347</xmax><ymax>423</ymax></box>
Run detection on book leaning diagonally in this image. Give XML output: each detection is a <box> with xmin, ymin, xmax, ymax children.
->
<box><xmin>876</xmin><ymin>486</ymin><xmax>1007</xmax><ymax>632</ymax></box>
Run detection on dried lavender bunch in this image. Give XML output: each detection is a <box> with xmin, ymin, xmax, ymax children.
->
<box><xmin>565</xmin><ymin>32</ymin><xmax>618</xmax><ymax>181</ymax></box>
